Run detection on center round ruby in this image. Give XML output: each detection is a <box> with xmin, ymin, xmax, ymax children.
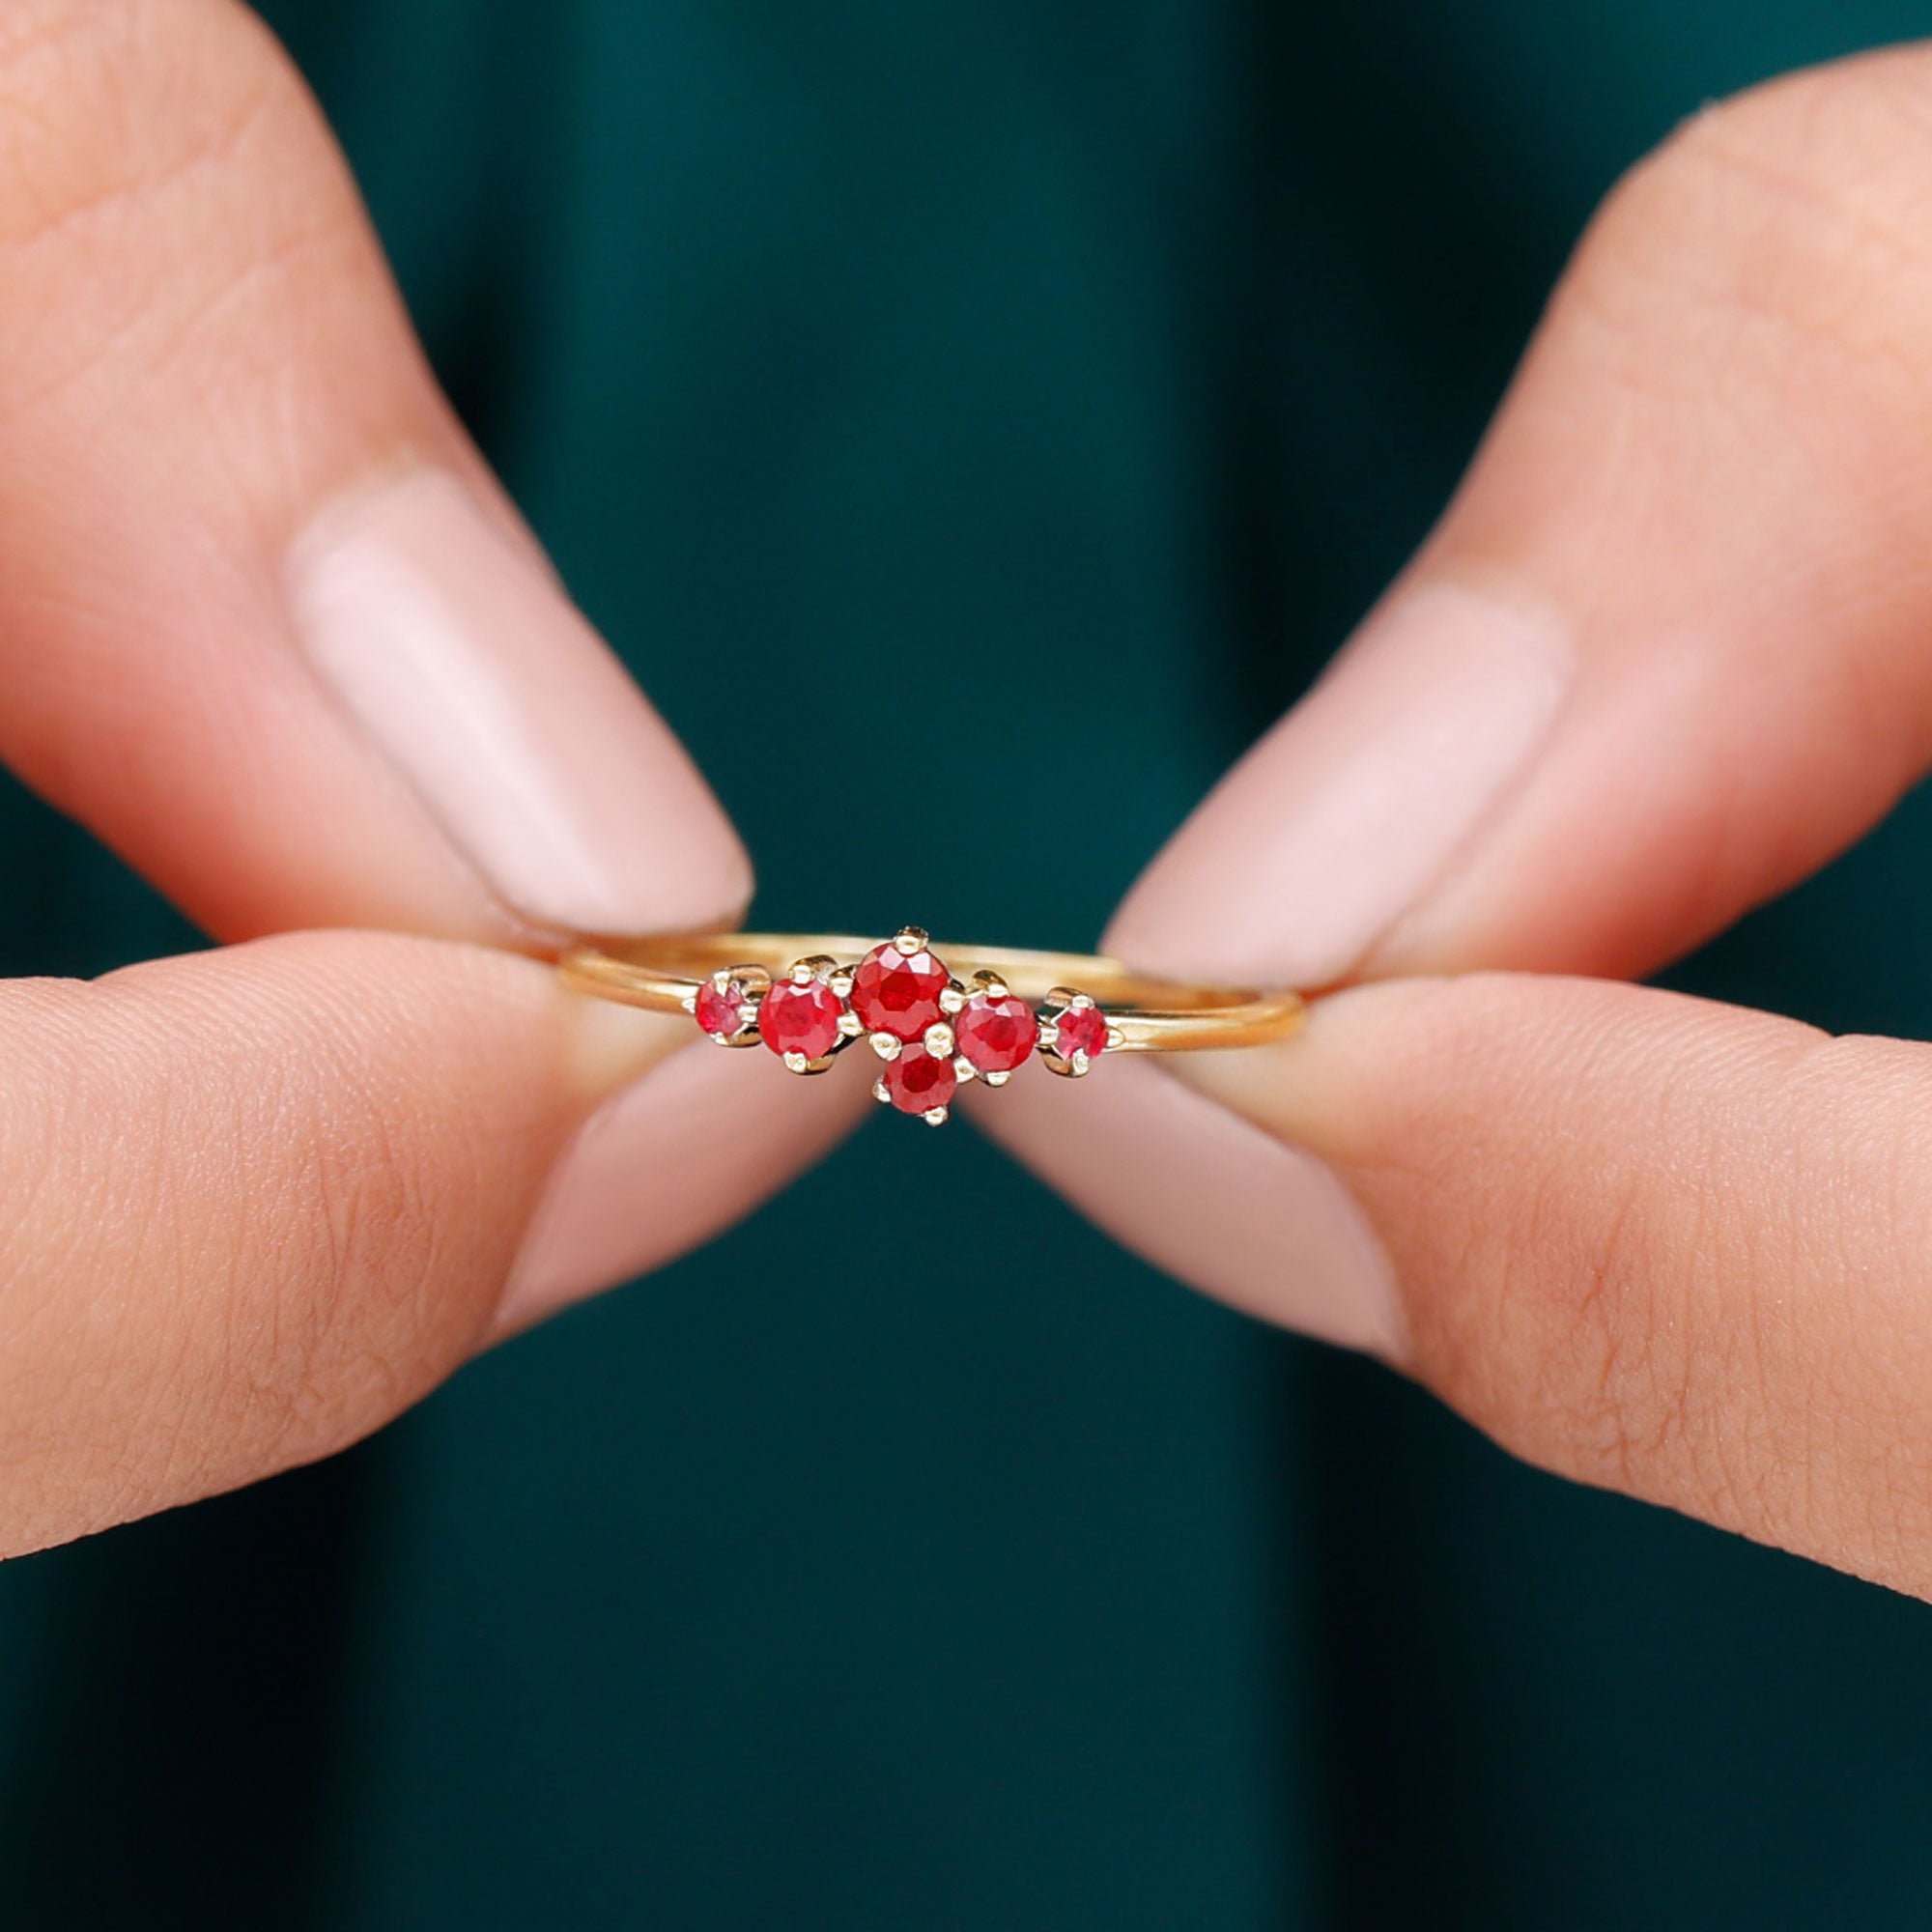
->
<box><xmin>955</xmin><ymin>991</ymin><xmax>1037</xmax><ymax>1074</ymax></box>
<box><xmin>882</xmin><ymin>1044</ymin><xmax>958</xmax><ymax>1116</ymax></box>
<box><xmin>850</xmin><ymin>940</ymin><xmax>951</xmax><ymax>1040</ymax></box>
<box><xmin>757</xmin><ymin>979</ymin><xmax>843</xmax><ymax>1061</ymax></box>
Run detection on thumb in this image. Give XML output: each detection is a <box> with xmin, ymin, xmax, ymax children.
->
<box><xmin>1175</xmin><ymin>974</ymin><xmax>1932</xmax><ymax>1601</ymax></box>
<box><xmin>0</xmin><ymin>929</ymin><xmax>845</xmax><ymax>1557</ymax></box>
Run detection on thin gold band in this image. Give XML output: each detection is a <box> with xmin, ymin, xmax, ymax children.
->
<box><xmin>560</xmin><ymin>932</ymin><xmax>1304</xmax><ymax>1052</ymax></box>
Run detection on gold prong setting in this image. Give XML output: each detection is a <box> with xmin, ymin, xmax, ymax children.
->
<box><xmin>695</xmin><ymin>928</ymin><xmax>1111</xmax><ymax>1121</ymax></box>
<box><xmin>755</xmin><ymin>953</ymin><xmax>847</xmax><ymax>1072</ymax></box>
<box><xmin>1037</xmin><ymin>988</ymin><xmax>1109</xmax><ymax>1079</ymax></box>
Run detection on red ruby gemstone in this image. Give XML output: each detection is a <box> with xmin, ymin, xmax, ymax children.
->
<box><xmin>757</xmin><ymin>979</ymin><xmax>843</xmax><ymax>1061</ymax></box>
<box><xmin>1052</xmin><ymin>1002</ymin><xmax>1109</xmax><ymax>1065</ymax></box>
<box><xmin>955</xmin><ymin>991</ymin><xmax>1038</xmax><ymax>1074</ymax></box>
<box><xmin>850</xmin><ymin>939</ymin><xmax>951</xmax><ymax>1040</ymax></box>
<box><xmin>883</xmin><ymin>1044</ymin><xmax>958</xmax><ymax>1115</ymax></box>
<box><xmin>694</xmin><ymin>977</ymin><xmax>752</xmax><ymax>1038</ymax></box>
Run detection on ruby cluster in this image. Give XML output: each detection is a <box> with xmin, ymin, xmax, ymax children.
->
<box><xmin>687</xmin><ymin>928</ymin><xmax>1111</xmax><ymax>1124</ymax></box>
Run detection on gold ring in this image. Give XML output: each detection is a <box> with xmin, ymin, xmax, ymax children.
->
<box><xmin>560</xmin><ymin>926</ymin><xmax>1303</xmax><ymax>1126</ymax></box>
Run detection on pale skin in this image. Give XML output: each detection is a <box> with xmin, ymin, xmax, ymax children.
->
<box><xmin>7</xmin><ymin>3</ymin><xmax>1932</xmax><ymax>1605</ymax></box>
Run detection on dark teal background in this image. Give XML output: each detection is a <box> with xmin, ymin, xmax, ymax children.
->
<box><xmin>4</xmin><ymin>3</ymin><xmax>1932</xmax><ymax>1925</ymax></box>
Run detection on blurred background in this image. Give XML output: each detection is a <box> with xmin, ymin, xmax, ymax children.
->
<box><xmin>3</xmin><ymin>2</ymin><xmax>1932</xmax><ymax>1925</ymax></box>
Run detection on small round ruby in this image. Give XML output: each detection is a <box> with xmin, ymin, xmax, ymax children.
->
<box><xmin>757</xmin><ymin>979</ymin><xmax>843</xmax><ymax>1061</ymax></box>
<box><xmin>955</xmin><ymin>992</ymin><xmax>1038</xmax><ymax>1074</ymax></box>
<box><xmin>882</xmin><ymin>1044</ymin><xmax>957</xmax><ymax>1115</ymax></box>
<box><xmin>1051</xmin><ymin>1002</ymin><xmax>1109</xmax><ymax>1065</ymax></box>
<box><xmin>850</xmin><ymin>939</ymin><xmax>951</xmax><ymax>1040</ymax></box>
<box><xmin>694</xmin><ymin>978</ymin><xmax>752</xmax><ymax>1038</ymax></box>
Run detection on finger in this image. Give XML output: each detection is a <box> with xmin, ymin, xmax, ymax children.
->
<box><xmin>0</xmin><ymin>929</ymin><xmax>855</xmax><ymax>1557</ymax></box>
<box><xmin>995</xmin><ymin>43</ymin><xmax>1932</xmax><ymax>1340</ymax></box>
<box><xmin>1177</xmin><ymin>976</ymin><xmax>1932</xmax><ymax>1599</ymax></box>
<box><xmin>0</xmin><ymin>0</ymin><xmax>747</xmax><ymax>945</ymax></box>
<box><xmin>0</xmin><ymin>3</ymin><xmax>860</xmax><ymax>1312</ymax></box>
<box><xmin>1110</xmin><ymin>41</ymin><xmax>1932</xmax><ymax>990</ymax></box>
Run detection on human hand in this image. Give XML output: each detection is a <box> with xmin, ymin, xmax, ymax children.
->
<box><xmin>984</xmin><ymin>44</ymin><xmax>1932</xmax><ymax>1599</ymax></box>
<box><xmin>0</xmin><ymin>0</ymin><xmax>866</xmax><ymax>1557</ymax></box>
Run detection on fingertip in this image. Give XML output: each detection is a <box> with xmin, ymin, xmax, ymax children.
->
<box><xmin>1102</xmin><ymin>585</ymin><xmax>1573</xmax><ymax>990</ymax></box>
<box><xmin>286</xmin><ymin>469</ymin><xmax>755</xmax><ymax>942</ymax></box>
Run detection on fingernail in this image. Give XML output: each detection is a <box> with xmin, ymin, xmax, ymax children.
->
<box><xmin>968</xmin><ymin>1054</ymin><xmax>1405</xmax><ymax>1358</ymax></box>
<box><xmin>1106</xmin><ymin>583</ymin><xmax>1572</xmax><ymax>987</ymax></box>
<box><xmin>494</xmin><ymin>1040</ymin><xmax>867</xmax><ymax>1339</ymax></box>
<box><xmin>287</xmin><ymin>471</ymin><xmax>751</xmax><ymax>936</ymax></box>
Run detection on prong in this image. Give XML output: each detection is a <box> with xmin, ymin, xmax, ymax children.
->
<box><xmin>869</xmin><ymin>1032</ymin><xmax>903</xmax><ymax>1062</ymax></box>
<box><xmin>793</xmin><ymin>953</ymin><xmax>839</xmax><ymax>983</ymax></box>
<box><xmin>893</xmin><ymin>925</ymin><xmax>928</xmax><ymax>955</ymax></box>
<box><xmin>872</xmin><ymin>1078</ymin><xmax>892</xmax><ymax>1106</ymax></box>
<box><xmin>983</xmin><ymin>1069</ymin><xmax>1010</xmax><ymax>1088</ymax></box>
<box><xmin>1067</xmin><ymin>992</ymin><xmax>1096</xmax><ymax>1010</ymax></box>
<box><xmin>1070</xmin><ymin>1049</ymin><xmax>1091</xmax><ymax>1076</ymax></box>
<box><xmin>971</xmin><ymin>969</ymin><xmax>1010</xmax><ymax>1000</ymax></box>
<box><xmin>838</xmin><ymin>1009</ymin><xmax>865</xmax><ymax>1038</ymax></box>
<box><xmin>923</xmin><ymin>1105</ymin><xmax>949</xmax><ymax>1126</ymax></box>
<box><xmin>783</xmin><ymin>1050</ymin><xmax>810</xmax><ymax>1073</ymax></box>
<box><xmin>952</xmin><ymin>1056</ymin><xmax>978</xmax><ymax>1083</ymax></box>
<box><xmin>1038</xmin><ymin>1022</ymin><xmax>1060</xmax><ymax>1052</ymax></box>
<box><xmin>923</xmin><ymin>1021</ymin><xmax>954</xmax><ymax>1059</ymax></box>
<box><xmin>938</xmin><ymin>982</ymin><xmax>966</xmax><ymax>1016</ymax></box>
<box><xmin>828</xmin><ymin>967</ymin><xmax>855</xmax><ymax>999</ymax></box>
<box><xmin>787</xmin><ymin>960</ymin><xmax>816</xmax><ymax>985</ymax></box>
<box><xmin>679</xmin><ymin>992</ymin><xmax>697</xmax><ymax>1014</ymax></box>
<box><xmin>1105</xmin><ymin>1025</ymin><xmax>1126</xmax><ymax>1052</ymax></box>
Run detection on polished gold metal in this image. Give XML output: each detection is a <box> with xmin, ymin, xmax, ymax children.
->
<box><xmin>561</xmin><ymin>932</ymin><xmax>1305</xmax><ymax>1053</ymax></box>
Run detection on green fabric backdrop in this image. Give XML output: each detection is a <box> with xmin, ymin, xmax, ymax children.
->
<box><xmin>3</xmin><ymin>3</ymin><xmax>1930</xmax><ymax>1925</ymax></box>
